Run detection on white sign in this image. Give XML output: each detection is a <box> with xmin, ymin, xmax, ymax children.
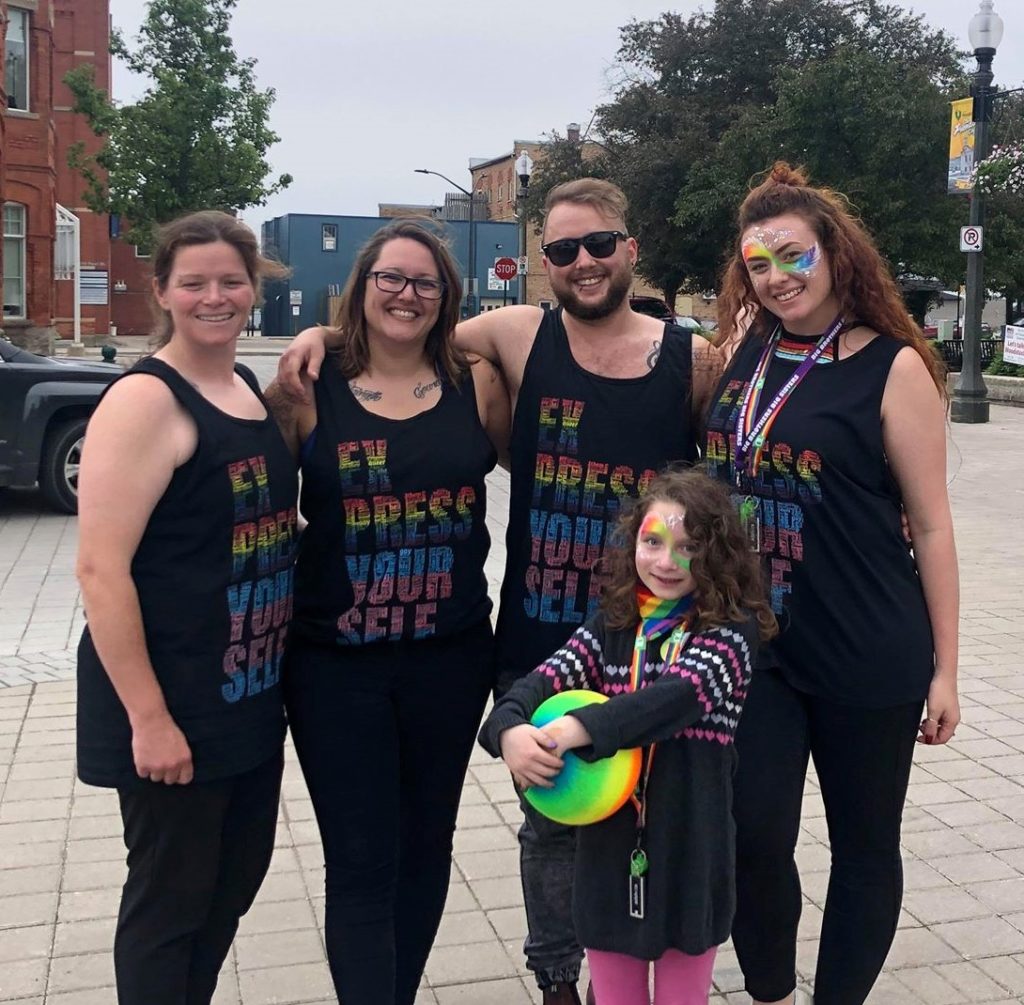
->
<box><xmin>1005</xmin><ymin>324</ymin><xmax>1024</xmax><ymax>366</ymax></box>
<box><xmin>289</xmin><ymin>289</ymin><xmax>303</xmax><ymax>306</ymax></box>
<box><xmin>486</xmin><ymin>268</ymin><xmax>505</xmax><ymax>292</ymax></box>
<box><xmin>79</xmin><ymin>270</ymin><xmax>109</xmax><ymax>305</ymax></box>
<box><xmin>960</xmin><ymin>226</ymin><xmax>984</xmax><ymax>252</ymax></box>
<box><xmin>291</xmin><ymin>305</ymin><xmax>301</xmax><ymax>317</ymax></box>
<box><xmin>518</xmin><ymin>256</ymin><xmax>528</xmax><ymax>275</ymax></box>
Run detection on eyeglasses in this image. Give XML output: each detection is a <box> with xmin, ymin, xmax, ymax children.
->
<box><xmin>367</xmin><ymin>271</ymin><xmax>446</xmax><ymax>300</ymax></box>
<box><xmin>541</xmin><ymin>230</ymin><xmax>627</xmax><ymax>268</ymax></box>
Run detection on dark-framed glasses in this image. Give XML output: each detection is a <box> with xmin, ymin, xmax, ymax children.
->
<box><xmin>367</xmin><ymin>271</ymin><xmax>446</xmax><ymax>300</ymax></box>
<box><xmin>540</xmin><ymin>230</ymin><xmax>627</xmax><ymax>268</ymax></box>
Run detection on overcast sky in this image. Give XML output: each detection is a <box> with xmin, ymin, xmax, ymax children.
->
<box><xmin>107</xmin><ymin>0</ymin><xmax>1023</xmax><ymax>231</ymax></box>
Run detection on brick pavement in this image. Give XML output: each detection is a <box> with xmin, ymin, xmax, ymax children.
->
<box><xmin>1</xmin><ymin>405</ymin><xmax>1023</xmax><ymax>1003</ymax></box>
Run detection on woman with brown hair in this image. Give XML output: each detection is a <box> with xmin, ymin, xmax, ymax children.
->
<box><xmin>264</xmin><ymin>218</ymin><xmax>509</xmax><ymax>1005</ymax></box>
<box><xmin>479</xmin><ymin>468</ymin><xmax>775</xmax><ymax>1005</ymax></box>
<box><xmin>76</xmin><ymin>211</ymin><xmax>297</xmax><ymax>1004</ymax></box>
<box><xmin>705</xmin><ymin>163</ymin><xmax>959</xmax><ymax>1004</ymax></box>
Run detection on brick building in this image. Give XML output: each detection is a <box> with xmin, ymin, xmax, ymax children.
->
<box><xmin>1</xmin><ymin>0</ymin><xmax>132</xmax><ymax>348</ymax></box>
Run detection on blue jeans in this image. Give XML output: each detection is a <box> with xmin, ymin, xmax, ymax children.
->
<box><xmin>518</xmin><ymin>794</ymin><xmax>584</xmax><ymax>989</ymax></box>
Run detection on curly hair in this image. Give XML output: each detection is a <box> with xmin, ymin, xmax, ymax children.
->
<box><xmin>327</xmin><ymin>218</ymin><xmax>468</xmax><ymax>385</ymax></box>
<box><xmin>602</xmin><ymin>468</ymin><xmax>777</xmax><ymax>641</ymax></box>
<box><xmin>716</xmin><ymin>162</ymin><xmax>946</xmax><ymax>399</ymax></box>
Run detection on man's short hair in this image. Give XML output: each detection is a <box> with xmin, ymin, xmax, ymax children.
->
<box><xmin>543</xmin><ymin>178</ymin><xmax>629</xmax><ymax>233</ymax></box>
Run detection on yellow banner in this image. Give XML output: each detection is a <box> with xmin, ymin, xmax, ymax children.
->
<box><xmin>948</xmin><ymin>97</ymin><xmax>975</xmax><ymax>194</ymax></box>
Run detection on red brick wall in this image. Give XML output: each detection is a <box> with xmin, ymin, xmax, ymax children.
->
<box><xmin>54</xmin><ymin>0</ymin><xmax>111</xmax><ymax>338</ymax></box>
<box><xmin>110</xmin><ymin>238</ymin><xmax>154</xmax><ymax>336</ymax></box>
<box><xmin>0</xmin><ymin>0</ymin><xmax>113</xmax><ymax>342</ymax></box>
<box><xmin>3</xmin><ymin>0</ymin><xmax>58</xmax><ymax>336</ymax></box>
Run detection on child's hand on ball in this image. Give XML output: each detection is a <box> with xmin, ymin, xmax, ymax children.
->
<box><xmin>540</xmin><ymin>715</ymin><xmax>592</xmax><ymax>756</ymax></box>
<box><xmin>499</xmin><ymin>724</ymin><xmax>564</xmax><ymax>790</ymax></box>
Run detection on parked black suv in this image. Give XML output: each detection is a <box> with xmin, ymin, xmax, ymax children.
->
<box><xmin>0</xmin><ymin>337</ymin><xmax>121</xmax><ymax>512</ymax></box>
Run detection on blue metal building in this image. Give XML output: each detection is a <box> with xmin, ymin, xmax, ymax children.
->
<box><xmin>260</xmin><ymin>213</ymin><xmax>519</xmax><ymax>337</ymax></box>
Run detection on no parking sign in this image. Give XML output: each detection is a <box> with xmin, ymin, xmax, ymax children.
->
<box><xmin>960</xmin><ymin>226</ymin><xmax>984</xmax><ymax>252</ymax></box>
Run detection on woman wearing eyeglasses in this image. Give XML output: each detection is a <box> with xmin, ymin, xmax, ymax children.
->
<box><xmin>264</xmin><ymin>219</ymin><xmax>509</xmax><ymax>1005</ymax></box>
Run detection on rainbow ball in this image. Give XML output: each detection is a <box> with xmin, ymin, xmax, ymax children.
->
<box><xmin>523</xmin><ymin>690</ymin><xmax>642</xmax><ymax>827</ymax></box>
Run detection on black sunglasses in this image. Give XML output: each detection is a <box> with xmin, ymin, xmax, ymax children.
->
<box><xmin>541</xmin><ymin>230</ymin><xmax>627</xmax><ymax>268</ymax></box>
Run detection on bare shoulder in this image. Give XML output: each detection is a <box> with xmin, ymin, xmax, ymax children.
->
<box><xmin>92</xmin><ymin>371</ymin><xmax>181</xmax><ymax>428</ymax></box>
<box><xmin>82</xmin><ymin>372</ymin><xmax>193</xmax><ymax>476</ymax></box>
<box><xmin>885</xmin><ymin>341</ymin><xmax>939</xmax><ymax>391</ymax></box>
<box><xmin>882</xmin><ymin>343</ymin><xmax>946</xmax><ymax>423</ymax></box>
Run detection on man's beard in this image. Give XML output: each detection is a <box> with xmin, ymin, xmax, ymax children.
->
<box><xmin>555</xmin><ymin>264</ymin><xmax>632</xmax><ymax>322</ymax></box>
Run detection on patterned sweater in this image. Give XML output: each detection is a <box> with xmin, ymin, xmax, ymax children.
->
<box><xmin>479</xmin><ymin>609</ymin><xmax>758</xmax><ymax>958</ymax></box>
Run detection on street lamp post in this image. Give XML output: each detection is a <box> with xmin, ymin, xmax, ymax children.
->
<box><xmin>515</xmin><ymin>150</ymin><xmax>533</xmax><ymax>306</ymax></box>
<box><xmin>415</xmin><ymin>167</ymin><xmax>478</xmax><ymax>318</ymax></box>
<box><xmin>952</xmin><ymin>0</ymin><xmax>1004</xmax><ymax>424</ymax></box>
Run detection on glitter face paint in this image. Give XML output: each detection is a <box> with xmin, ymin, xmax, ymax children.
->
<box><xmin>742</xmin><ymin>239</ymin><xmax>822</xmax><ymax>278</ymax></box>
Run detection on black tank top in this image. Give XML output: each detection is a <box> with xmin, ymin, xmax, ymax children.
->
<box><xmin>292</xmin><ymin>359</ymin><xmax>496</xmax><ymax>646</ymax></box>
<box><xmin>77</xmin><ymin>357</ymin><xmax>299</xmax><ymax>787</ymax></box>
<box><xmin>495</xmin><ymin>307</ymin><xmax>698</xmax><ymax>683</ymax></box>
<box><xmin>705</xmin><ymin>332</ymin><xmax>934</xmax><ymax>705</ymax></box>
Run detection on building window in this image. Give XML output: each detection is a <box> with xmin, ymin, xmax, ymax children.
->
<box><xmin>5</xmin><ymin>8</ymin><xmax>30</xmax><ymax>111</ymax></box>
<box><xmin>3</xmin><ymin>203</ymin><xmax>27</xmax><ymax>319</ymax></box>
<box><xmin>134</xmin><ymin>246</ymin><xmax>151</xmax><ymax>258</ymax></box>
<box><xmin>322</xmin><ymin>223</ymin><xmax>338</xmax><ymax>252</ymax></box>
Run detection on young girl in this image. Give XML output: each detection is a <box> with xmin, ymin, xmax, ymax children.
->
<box><xmin>479</xmin><ymin>469</ymin><xmax>776</xmax><ymax>1005</ymax></box>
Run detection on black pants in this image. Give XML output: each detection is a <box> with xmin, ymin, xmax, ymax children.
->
<box><xmin>285</xmin><ymin>621</ymin><xmax>493</xmax><ymax>1005</ymax></box>
<box><xmin>731</xmin><ymin>669</ymin><xmax>921</xmax><ymax>1004</ymax></box>
<box><xmin>114</xmin><ymin>751</ymin><xmax>283</xmax><ymax>1005</ymax></box>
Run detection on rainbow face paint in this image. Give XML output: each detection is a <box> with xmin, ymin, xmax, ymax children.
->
<box><xmin>742</xmin><ymin>239</ymin><xmax>821</xmax><ymax>278</ymax></box>
<box><xmin>637</xmin><ymin>512</ymin><xmax>693</xmax><ymax>572</ymax></box>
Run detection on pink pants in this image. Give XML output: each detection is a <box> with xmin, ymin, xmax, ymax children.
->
<box><xmin>586</xmin><ymin>946</ymin><xmax>717</xmax><ymax>1005</ymax></box>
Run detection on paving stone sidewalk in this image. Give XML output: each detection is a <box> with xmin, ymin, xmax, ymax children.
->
<box><xmin>1</xmin><ymin>406</ymin><xmax>1023</xmax><ymax>1003</ymax></box>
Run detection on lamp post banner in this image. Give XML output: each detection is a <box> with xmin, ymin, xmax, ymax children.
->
<box><xmin>1005</xmin><ymin>325</ymin><xmax>1024</xmax><ymax>367</ymax></box>
<box><xmin>949</xmin><ymin>97</ymin><xmax>977</xmax><ymax>194</ymax></box>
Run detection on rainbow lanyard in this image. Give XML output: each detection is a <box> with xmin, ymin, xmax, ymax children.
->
<box><xmin>733</xmin><ymin>313</ymin><xmax>844</xmax><ymax>486</ymax></box>
<box><xmin>628</xmin><ymin>591</ymin><xmax>692</xmax><ymax>817</ymax></box>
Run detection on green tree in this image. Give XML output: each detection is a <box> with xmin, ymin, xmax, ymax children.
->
<box><xmin>66</xmin><ymin>0</ymin><xmax>291</xmax><ymax>249</ymax></box>
<box><xmin>591</xmin><ymin>0</ymin><xmax>967</xmax><ymax>296</ymax></box>
<box><xmin>983</xmin><ymin>94</ymin><xmax>1024</xmax><ymax>323</ymax></box>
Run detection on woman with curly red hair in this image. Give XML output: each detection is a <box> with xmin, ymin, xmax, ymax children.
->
<box><xmin>705</xmin><ymin>163</ymin><xmax>959</xmax><ymax>1004</ymax></box>
<box><xmin>479</xmin><ymin>469</ymin><xmax>776</xmax><ymax>1005</ymax></box>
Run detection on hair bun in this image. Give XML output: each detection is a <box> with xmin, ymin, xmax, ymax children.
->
<box><xmin>768</xmin><ymin>161</ymin><xmax>809</xmax><ymax>187</ymax></box>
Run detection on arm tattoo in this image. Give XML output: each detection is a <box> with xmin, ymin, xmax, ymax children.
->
<box><xmin>349</xmin><ymin>381</ymin><xmax>382</xmax><ymax>402</ymax></box>
<box><xmin>647</xmin><ymin>340</ymin><xmax>662</xmax><ymax>370</ymax></box>
<box><xmin>414</xmin><ymin>377</ymin><xmax>443</xmax><ymax>399</ymax></box>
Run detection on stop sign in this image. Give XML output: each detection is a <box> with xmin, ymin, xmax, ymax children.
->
<box><xmin>494</xmin><ymin>257</ymin><xmax>518</xmax><ymax>281</ymax></box>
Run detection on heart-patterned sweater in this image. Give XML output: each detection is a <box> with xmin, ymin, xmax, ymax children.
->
<box><xmin>479</xmin><ymin>610</ymin><xmax>758</xmax><ymax>958</ymax></box>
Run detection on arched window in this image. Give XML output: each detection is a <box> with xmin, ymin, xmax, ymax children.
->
<box><xmin>3</xmin><ymin>203</ymin><xmax>27</xmax><ymax>319</ymax></box>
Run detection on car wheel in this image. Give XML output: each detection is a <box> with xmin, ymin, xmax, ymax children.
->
<box><xmin>39</xmin><ymin>418</ymin><xmax>88</xmax><ymax>514</ymax></box>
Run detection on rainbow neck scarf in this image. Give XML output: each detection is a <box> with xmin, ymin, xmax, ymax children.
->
<box><xmin>636</xmin><ymin>586</ymin><xmax>694</xmax><ymax>642</ymax></box>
